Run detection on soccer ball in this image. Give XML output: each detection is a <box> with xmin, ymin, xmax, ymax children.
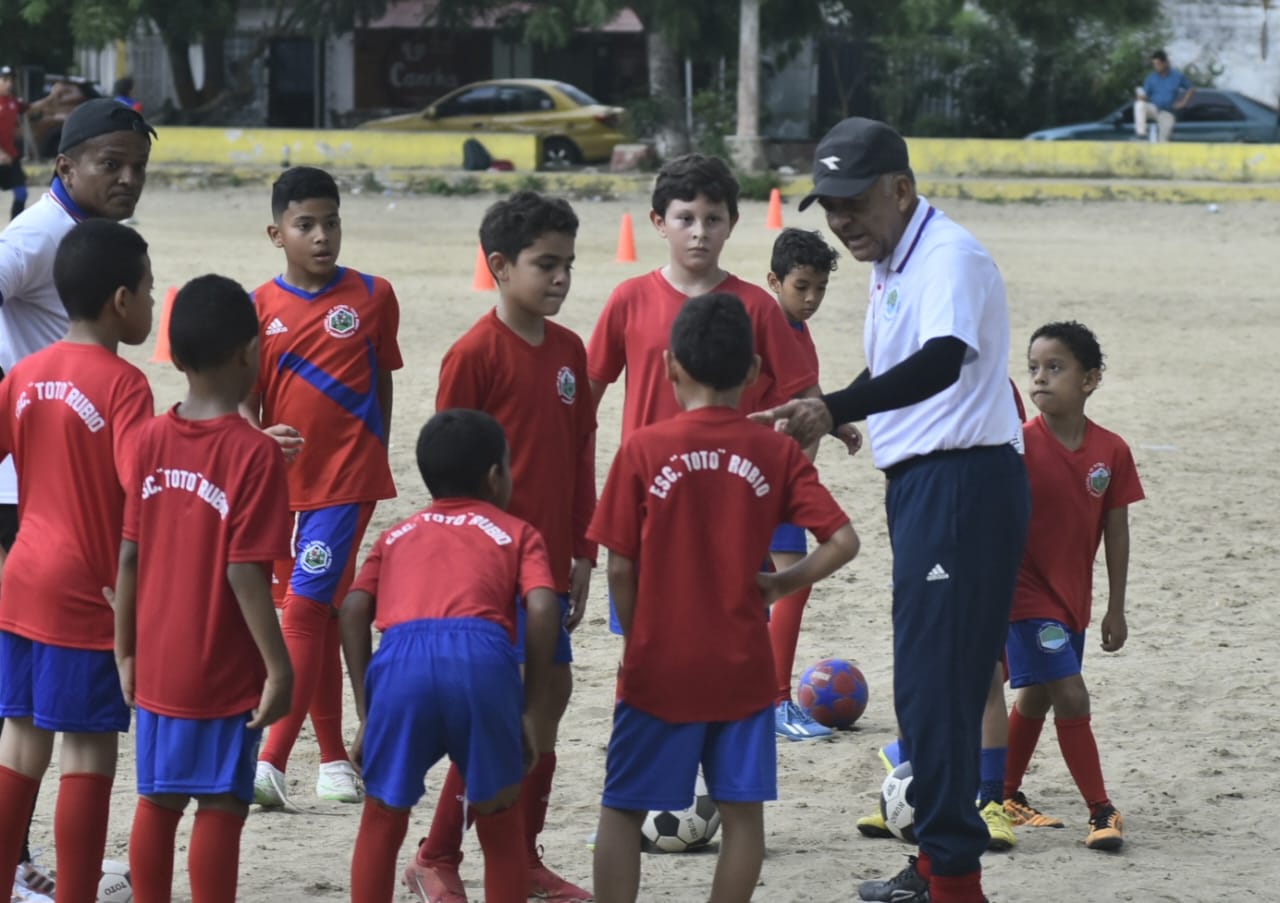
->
<box><xmin>641</xmin><ymin>773</ymin><xmax>721</xmax><ymax>853</ymax></box>
<box><xmin>797</xmin><ymin>658</ymin><xmax>869</xmax><ymax>729</ymax></box>
<box><xmin>880</xmin><ymin>761</ymin><xmax>916</xmax><ymax>843</ymax></box>
<box><xmin>97</xmin><ymin>860</ymin><xmax>132</xmax><ymax>902</ymax></box>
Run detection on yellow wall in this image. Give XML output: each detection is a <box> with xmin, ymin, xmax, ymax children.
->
<box><xmin>149</xmin><ymin>127</ymin><xmax>542</xmax><ymax>171</ymax></box>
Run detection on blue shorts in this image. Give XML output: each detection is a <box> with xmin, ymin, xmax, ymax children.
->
<box><xmin>515</xmin><ymin>593</ymin><xmax>573</xmax><ymax>665</ymax></box>
<box><xmin>1006</xmin><ymin>619</ymin><xmax>1086</xmax><ymax>689</ymax></box>
<box><xmin>602</xmin><ymin>702</ymin><xmax>776</xmax><ymax>811</ymax></box>
<box><xmin>288</xmin><ymin>503</ymin><xmax>371</xmax><ymax>605</ymax></box>
<box><xmin>0</xmin><ymin>631</ymin><xmax>129</xmax><ymax>733</ymax></box>
<box><xmin>362</xmin><ymin>619</ymin><xmax>524</xmax><ymax>809</ymax></box>
<box><xmin>769</xmin><ymin>523</ymin><xmax>807</xmax><ymax>555</ymax></box>
<box><xmin>135</xmin><ymin>707</ymin><xmax>262</xmax><ymax>803</ymax></box>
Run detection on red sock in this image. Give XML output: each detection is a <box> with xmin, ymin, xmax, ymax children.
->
<box><xmin>915</xmin><ymin>850</ymin><xmax>932</xmax><ymax>882</ymax></box>
<box><xmin>129</xmin><ymin>798</ymin><xmax>182</xmax><ymax>903</ymax></box>
<box><xmin>312</xmin><ymin>615</ymin><xmax>349</xmax><ymax>764</ymax></box>
<box><xmin>0</xmin><ymin>766</ymin><xmax>40</xmax><ymax>892</ymax></box>
<box><xmin>1003</xmin><ymin>705</ymin><xmax>1045</xmax><ymax>799</ymax></box>
<box><xmin>416</xmin><ymin>764</ymin><xmax>468</xmax><ymax>868</ymax></box>
<box><xmin>351</xmin><ymin>800</ymin><xmax>409</xmax><ymax>903</ymax></box>
<box><xmin>188</xmin><ymin>809</ymin><xmax>244</xmax><ymax>903</ymax></box>
<box><xmin>475</xmin><ymin>804</ymin><xmax>527</xmax><ymax>903</ymax></box>
<box><xmin>768</xmin><ymin>587</ymin><xmax>811</xmax><ymax>703</ymax></box>
<box><xmin>55</xmin><ymin>772</ymin><xmax>114</xmax><ymax>903</ymax></box>
<box><xmin>929</xmin><ymin>869</ymin><xmax>985</xmax><ymax>903</ymax></box>
<box><xmin>1055</xmin><ymin>715</ymin><xmax>1110</xmax><ymax>814</ymax></box>
<box><xmin>260</xmin><ymin>595</ymin><xmax>330</xmax><ymax>771</ymax></box>
<box><xmin>521</xmin><ymin>752</ymin><xmax>556</xmax><ymax>860</ymax></box>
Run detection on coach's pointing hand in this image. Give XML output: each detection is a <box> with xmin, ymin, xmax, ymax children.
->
<box><xmin>750</xmin><ymin>397</ymin><xmax>834</xmax><ymax>449</ymax></box>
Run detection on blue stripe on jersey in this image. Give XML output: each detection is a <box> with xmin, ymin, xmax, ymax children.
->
<box><xmin>272</xmin><ymin>267</ymin><xmax>348</xmax><ymax>302</ymax></box>
<box><xmin>277</xmin><ymin>339</ymin><xmax>385</xmax><ymax>442</ymax></box>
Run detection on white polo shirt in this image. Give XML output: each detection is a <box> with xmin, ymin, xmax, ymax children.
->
<box><xmin>862</xmin><ymin>197</ymin><xmax>1022</xmax><ymax>471</ymax></box>
<box><xmin>0</xmin><ymin>178</ymin><xmax>83</xmax><ymax>503</ymax></box>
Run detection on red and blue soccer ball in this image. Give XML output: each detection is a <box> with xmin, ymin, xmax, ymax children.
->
<box><xmin>797</xmin><ymin>658</ymin><xmax>869</xmax><ymax>729</ymax></box>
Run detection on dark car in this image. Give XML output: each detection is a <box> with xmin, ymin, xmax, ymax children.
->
<box><xmin>1025</xmin><ymin>89</ymin><xmax>1280</xmax><ymax>142</ymax></box>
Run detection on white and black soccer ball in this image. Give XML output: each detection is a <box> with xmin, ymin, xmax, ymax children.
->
<box><xmin>641</xmin><ymin>773</ymin><xmax>722</xmax><ymax>853</ymax></box>
<box><xmin>97</xmin><ymin>859</ymin><xmax>132</xmax><ymax>903</ymax></box>
<box><xmin>880</xmin><ymin>761</ymin><xmax>916</xmax><ymax>843</ymax></box>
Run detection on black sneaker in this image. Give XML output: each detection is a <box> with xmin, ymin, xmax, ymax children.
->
<box><xmin>857</xmin><ymin>856</ymin><xmax>928</xmax><ymax>902</ymax></box>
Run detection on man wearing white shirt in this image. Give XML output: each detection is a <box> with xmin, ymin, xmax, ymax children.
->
<box><xmin>754</xmin><ymin>118</ymin><xmax>1029</xmax><ymax>903</ymax></box>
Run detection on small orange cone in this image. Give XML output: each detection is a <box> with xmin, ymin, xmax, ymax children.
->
<box><xmin>149</xmin><ymin>286</ymin><xmax>177</xmax><ymax>363</ymax></box>
<box><xmin>615</xmin><ymin>213</ymin><xmax>637</xmax><ymax>263</ymax></box>
<box><xmin>766</xmin><ymin>188</ymin><xmax>783</xmax><ymax>230</ymax></box>
<box><xmin>472</xmin><ymin>245</ymin><xmax>495</xmax><ymax>291</ymax></box>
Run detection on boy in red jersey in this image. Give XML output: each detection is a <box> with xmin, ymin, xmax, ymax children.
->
<box><xmin>588</xmin><ymin>153</ymin><xmax>820</xmax><ymax>635</ymax></box>
<box><xmin>1001</xmin><ymin>321</ymin><xmax>1144</xmax><ymax>851</ymax></box>
<box><xmin>115</xmin><ymin>275</ymin><xmax>295</xmax><ymax>903</ymax></box>
<box><xmin>342</xmin><ymin>409</ymin><xmax>561</xmax><ymax>903</ymax></box>
<box><xmin>406</xmin><ymin>192</ymin><xmax>594</xmax><ymax>902</ymax></box>
<box><xmin>588</xmin><ymin>294</ymin><xmax>859</xmax><ymax>903</ymax></box>
<box><xmin>244</xmin><ymin>166</ymin><xmax>403</xmax><ymax>807</ymax></box>
<box><xmin>0</xmin><ymin>219</ymin><xmax>155</xmax><ymax>901</ymax></box>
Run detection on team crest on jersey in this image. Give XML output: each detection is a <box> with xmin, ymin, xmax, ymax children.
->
<box><xmin>1086</xmin><ymin>462</ymin><xmax>1111</xmax><ymax>498</ymax></box>
<box><xmin>883</xmin><ymin>287</ymin><xmax>900</xmax><ymax>321</ymax></box>
<box><xmin>299</xmin><ymin>540</ymin><xmax>333</xmax><ymax>575</ymax></box>
<box><xmin>1036</xmin><ymin>622</ymin><xmax>1070</xmax><ymax>653</ymax></box>
<box><xmin>324</xmin><ymin>305</ymin><xmax>359</xmax><ymax>338</ymax></box>
<box><xmin>556</xmin><ymin>366</ymin><xmax>577</xmax><ymax>405</ymax></box>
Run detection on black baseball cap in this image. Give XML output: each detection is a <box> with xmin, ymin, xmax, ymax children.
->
<box><xmin>798</xmin><ymin>117</ymin><xmax>911</xmax><ymax>211</ymax></box>
<box><xmin>58</xmin><ymin>98</ymin><xmax>156</xmax><ymax>155</ymax></box>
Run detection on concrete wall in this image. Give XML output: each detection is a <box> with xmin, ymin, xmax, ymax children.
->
<box><xmin>1166</xmin><ymin>0</ymin><xmax>1280</xmax><ymax>104</ymax></box>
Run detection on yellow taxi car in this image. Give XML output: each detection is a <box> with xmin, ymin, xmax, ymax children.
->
<box><xmin>358</xmin><ymin>78</ymin><xmax>627</xmax><ymax>167</ymax></box>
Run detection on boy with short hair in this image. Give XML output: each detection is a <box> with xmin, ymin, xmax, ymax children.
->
<box><xmin>116</xmin><ymin>274</ymin><xmax>295</xmax><ymax>902</ymax></box>
<box><xmin>342</xmin><ymin>409</ymin><xmax>561</xmax><ymax>903</ymax></box>
<box><xmin>1002</xmin><ymin>321</ymin><xmax>1144</xmax><ymax>850</ymax></box>
<box><xmin>588</xmin><ymin>293</ymin><xmax>859</xmax><ymax>902</ymax></box>
<box><xmin>407</xmin><ymin>191</ymin><xmax>594</xmax><ymax>901</ymax></box>
<box><xmin>0</xmin><ymin>218</ymin><xmax>155</xmax><ymax>901</ymax></box>
<box><xmin>245</xmin><ymin>165</ymin><xmax>403</xmax><ymax>807</ymax></box>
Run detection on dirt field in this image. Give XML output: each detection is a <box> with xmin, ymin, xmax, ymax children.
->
<box><xmin>28</xmin><ymin>187</ymin><xmax>1280</xmax><ymax>901</ymax></box>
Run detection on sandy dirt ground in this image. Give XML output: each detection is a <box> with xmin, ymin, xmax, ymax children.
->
<box><xmin>25</xmin><ymin>186</ymin><xmax>1280</xmax><ymax>901</ymax></box>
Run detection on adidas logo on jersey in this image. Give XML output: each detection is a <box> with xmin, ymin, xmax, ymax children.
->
<box><xmin>265</xmin><ymin>318</ymin><xmax>288</xmax><ymax>336</ymax></box>
<box><xmin>925</xmin><ymin>563</ymin><xmax>950</xmax><ymax>582</ymax></box>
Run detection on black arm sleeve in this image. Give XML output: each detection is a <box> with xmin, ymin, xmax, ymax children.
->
<box><xmin>821</xmin><ymin>336</ymin><xmax>967</xmax><ymax>426</ymax></box>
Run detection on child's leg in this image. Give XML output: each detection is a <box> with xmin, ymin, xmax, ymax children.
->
<box><xmin>414</xmin><ymin>765</ymin><xmax>469</xmax><ymax>868</ymax></box>
<box><xmin>710</xmin><ymin>801</ymin><xmax>764</xmax><ymax>903</ymax></box>
<box><xmin>130</xmin><ymin>795</ymin><xmax>187</xmax><ymax>903</ymax></box>
<box><xmin>979</xmin><ymin>663</ymin><xmax>1008</xmax><ymax>806</ymax></box>
<box><xmin>591</xmin><ymin>806</ymin><xmax>645</xmax><ymax>903</ymax></box>
<box><xmin>189</xmin><ymin>795</ymin><xmax>249</xmax><ymax>903</ymax></box>
<box><xmin>1046</xmin><ymin>673</ymin><xmax>1109</xmax><ymax>812</ymax></box>
<box><xmin>259</xmin><ymin>593</ymin><xmax>329</xmax><ymax>773</ymax></box>
<box><xmin>0</xmin><ymin>719</ymin><xmax>54</xmax><ymax>887</ymax></box>
<box><xmin>1004</xmin><ymin>684</ymin><xmax>1050</xmax><ymax>797</ymax></box>
<box><xmin>311</xmin><ymin>612</ymin><xmax>350</xmax><ymax>764</ymax></box>
<box><xmin>766</xmin><ymin>549</ymin><xmax>807</xmax><ymax>704</ymax></box>
<box><xmin>472</xmin><ymin>787</ymin><xmax>527</xmax><ymax>903</ymax></box>
<box><xmin>56</xmin><ymin>731</ymin><xmax>118</xmax><ymax>903</ymax></box>
<box><xmin>352</xmin><ymin>798</ymin><xmax>411</xmax><ymax>903</ymax></box>
<box><xmin>523</xmin><ymin>662</ymin><xmax>570</xmax><ymax>858</ymax></box>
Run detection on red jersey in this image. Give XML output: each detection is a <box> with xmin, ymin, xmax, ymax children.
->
<box><xmin>123</xmin><ymin>409</ymin><xmax>292</xmax><ymax>718</ymax></box>
<box><xmin>587</xmin><ymin>407</ymin><xmax>850</xmax><ymax>723</ymax></box>
<box><xmin>782</xmin><ymin>317</ymin><xmax>820</xmax><ymax>384</ymax></box>
<box><xmin>0</xmin><ymin>95</ymin><xmax>25</xmax><ymax>160</ymax></box>
<box><xmin>587</xmin><ymin>271</ymin><xmax>818</xmax><ymax>442</ymax></box>
<box><xmin>436</xmin><ymin>311</ymin><xmax>596</xmax><ymax>591</ymax></box>
<box><xmin>1012</xmin><ymin>416</ymin><xmax>1144</xmax><ymax>632</ymax></box>
<box><xmin>0</xmin><ymin>342</ymin><xmax>153</xmax><ymax>650</ymax></box>
<box><xmin>252</xmin><ymin>267</ymin><xmax>403</xmax><ymax>510</ymax></box>
<box><xmin>351</xmin><ymin>498</ymin><xmax>555</xmax><ymax>640</ymax></box>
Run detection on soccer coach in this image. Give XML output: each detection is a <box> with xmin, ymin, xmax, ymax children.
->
<box><xmin>753</xmin><ymin>117</ymin><xmax>1029</xmax><ymax>903</ymax></box>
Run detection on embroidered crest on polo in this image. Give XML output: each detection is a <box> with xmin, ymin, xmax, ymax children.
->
<box><xmin>1086</xmin><ymin>462</ymin><xmax>1111</xmax><ymax>497</ymax></box>
<box><xmin>299</xmin><ymin>540</ymin><xmax>333</xmax><ymax>575</ymax></box>
<box><xmin>324</xmin><ymin>304</ymin><xmax>359</xmax><ymax>338</ymax></box>
<box><xmin>556</xmin><ymin>366</ymin><xmax>576</xmax><ymax>405</ymax></box>
<box><xmin>884</xmin><ymin>288</ymin><xmax>901</xmax><ymax>321</ymax></box>
<box><xmin>820</xmin><ymin>155</ymin><xmax>841</xmax><ymax>171</ymax></box>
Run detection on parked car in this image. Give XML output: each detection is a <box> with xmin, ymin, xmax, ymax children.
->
<box><xmin>358</xmin><ymin>78</ymin><xmax>627</xmax><ymax>167</ymax></box>
<box><xmin>1025</xmin><ymin>89</ymin><xmax>1280</xmax><ymax>142</ymax></box>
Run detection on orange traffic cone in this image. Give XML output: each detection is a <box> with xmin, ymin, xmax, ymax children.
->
<box><xmin>615</xmin><ymin>213</ymin><xmax>637</xmax><ymax>263</ymax></box>
<box><xmin>472</xmin><ymin>244</ymin><xmax>495</xmax><ymax>291</ymax></box>
<box><xmin>766</xmin><ymin>188</ymin><xmax>783</xmax><ymax>230</ymax></box>
<box><xmin>149</xmin><ymin>286</ymin><xmax>177</xmax><ymax>363</ymax></box>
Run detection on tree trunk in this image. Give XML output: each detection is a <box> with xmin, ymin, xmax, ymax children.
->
<box><xmin>201</xmin><ymin>26</ymin><xmax>228</xmax><ymax>102</ymax></box>
<box><xmin>165</xmin><ymin>35</ymin><xmax>201</xmax><ymax>109</ymax></box>
<box><xmin>728</xmin><ymin>0</ymin><xmax>766</xmax><ymax>171</ymax></box>
<box><xmin>646</xmin><ymin>29</ymin><xmax>689</xmax><ymax>157</ymax></box>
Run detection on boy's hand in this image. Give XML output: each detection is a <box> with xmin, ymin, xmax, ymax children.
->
<box><xmin>248</xmin><ymin>673</ymin><xmax>294</xmax><ymax>729</ymax></box>
<box><xmin>756</xmin><ymin>571</ymin><xmax>787</xmax><ymax>608</ymax></box>
<box><xmin>1100</xmin><ymin>610</ymin><xmax>1128</xmax><ymax>652</ymax></box>
<box><xmin>116</xmin><ymin>655</ymin><xmax>136</xmax><ymax>707</ymax></box>
<box><xmin>263</xmin><ymin>424</ymin><xmax>305</xmax><ymax>462</ymax></box>
<box><xmin>566</xmin><ymin>558</ymin><xmax>593</xmax><ymax>632</ymax></box>
<box><xmin>836</xmin><ymin>423</ymin><xmax>863</xmax><ymax>456</ymax></box>
<box><xmin>350</xmin><ymin>721</ymin><xmax>366</xmax><ymax>770</ymax></box>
